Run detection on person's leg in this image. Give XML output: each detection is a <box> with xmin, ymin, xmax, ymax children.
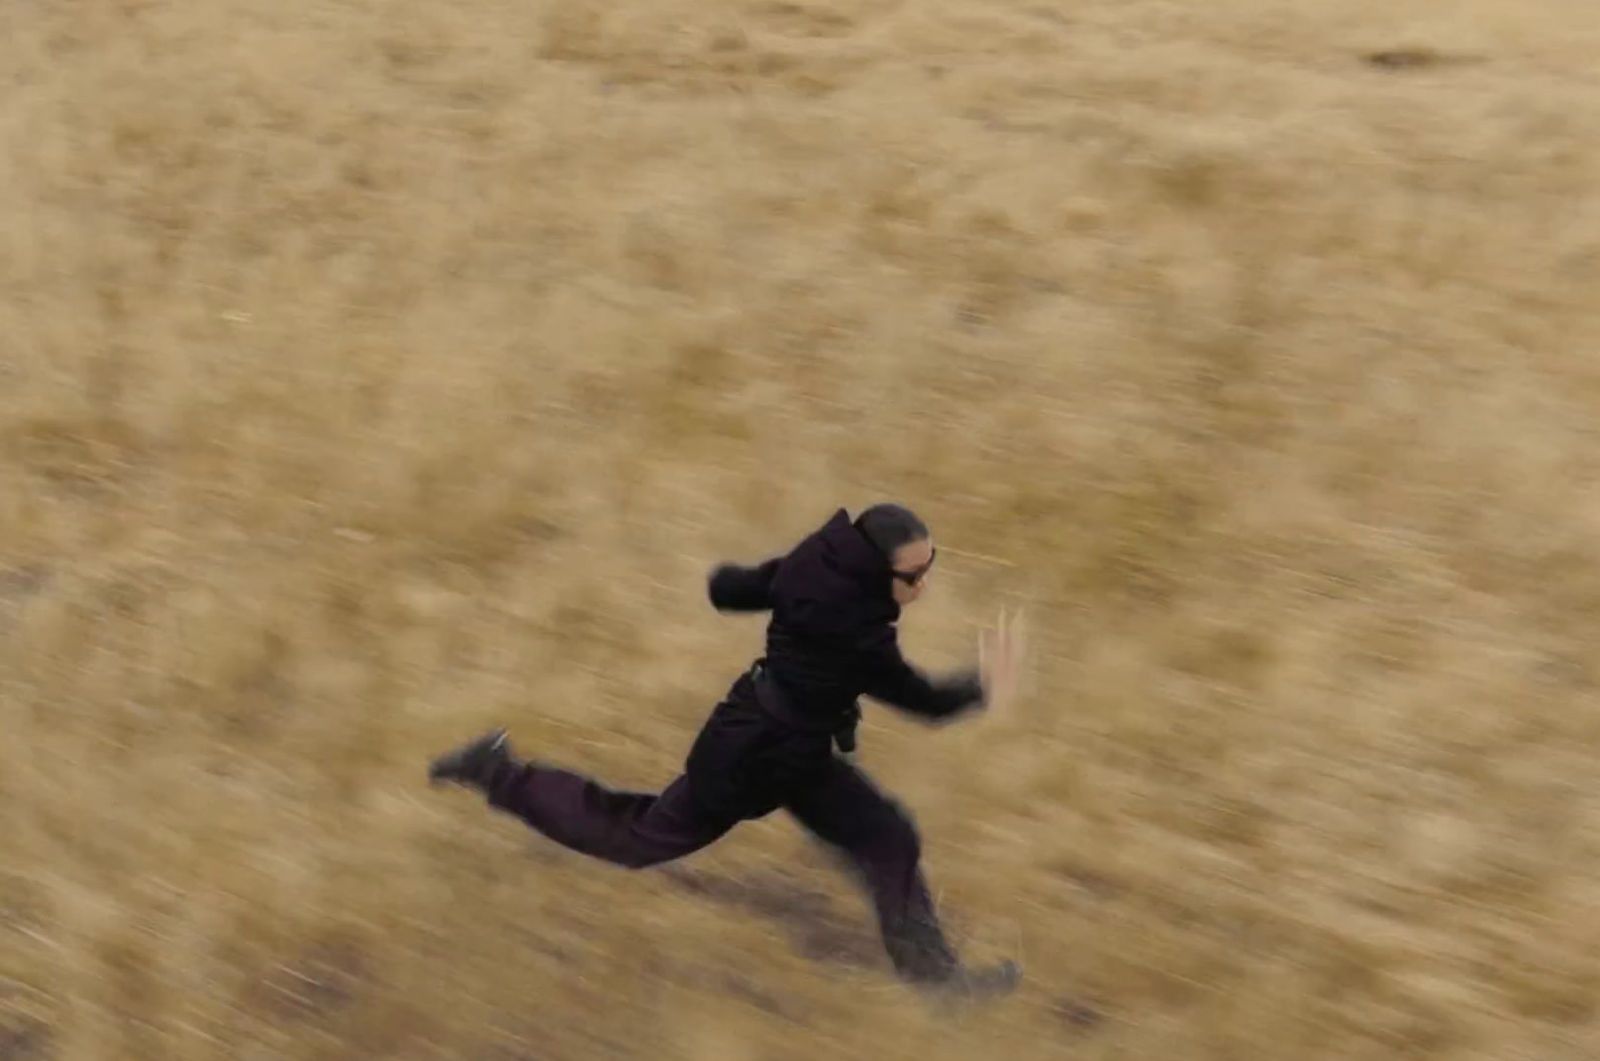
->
<box><xmin>492</xmin><ymin>766</ymin><xmax>730</xmax><ymax>868</ymax></box>
<box><xmin>784</xmin><ymin>758</ymin><xmax>962</xmax><ymax>983</ymax></box>
<box><xmin>430</xmin><ymin>729</ymin><xmax>731</xmax><ymax>868</ymax></box>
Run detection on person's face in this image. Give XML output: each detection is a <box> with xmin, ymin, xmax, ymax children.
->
<box><xmin>889</xmin><ymin>537</ymin><xmax>936</xmax><ymax>606</ymax></box>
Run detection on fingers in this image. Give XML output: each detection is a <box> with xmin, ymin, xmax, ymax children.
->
<box><xmin>1011</xmin><ymin>607</ymin><xmax>1030</xmax><ymax>663</ymax></box>
<box><xmin>980</xmin><ymin>603</ymin><xmax>1031</xmax><ymax>719</ymax></box>
<box><xmin>978</xmin><ymin>604</ymin><xmax>1032</xmax><ymax>717</ymax></box>
<box><xmin>996</xmin><ymin>607</ymin><xmax>1017</xmax><ymax>668</ymax></box>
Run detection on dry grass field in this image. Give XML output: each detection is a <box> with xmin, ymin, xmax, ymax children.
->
<box><xmin>6</xmin><ymin>0</ymin><xmax>1600</xmax><ymax>1057</ymax></box>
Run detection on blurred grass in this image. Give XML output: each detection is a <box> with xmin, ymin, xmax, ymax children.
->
<box><xmin>5</xmin><ymin>0</ymin><xmax>1600</xmax><ymax>1057</ymax></box>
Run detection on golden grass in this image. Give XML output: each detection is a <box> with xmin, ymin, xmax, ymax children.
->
<box><xmin>5</xmin><ymin>0</ymin><xmax>1600</xmax><ymax>1056</ymax></box>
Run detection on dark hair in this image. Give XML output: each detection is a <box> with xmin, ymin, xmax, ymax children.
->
<box><xmin>853</xmin><ymin>503</ymin><xmax>929</xmax><ymax>559</ymax></box>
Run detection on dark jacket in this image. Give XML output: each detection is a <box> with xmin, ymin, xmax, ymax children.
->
<box><xmin>683</xmin><ymin>509</ymin><xmax>986</xmax><ymax>822</ymax></box>
<box><xmin>708</xmin><ymin>508</ymin><xmax>985</xmax><ymax>734</ymax></box>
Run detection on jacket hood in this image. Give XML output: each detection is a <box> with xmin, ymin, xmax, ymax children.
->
<box><xmin>770</xmin><ymin>509</ymin><xmax>900</xmax><ymax>636</ymax></box>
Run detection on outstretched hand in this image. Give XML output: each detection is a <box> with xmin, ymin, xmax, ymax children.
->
<box><xmin>978</xmin><ymin>606</ymin><xmax>1028</xmax><ymax>720</ymax></box>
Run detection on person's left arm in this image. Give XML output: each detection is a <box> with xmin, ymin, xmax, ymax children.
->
<box><xmin>707</xmin><ymin>558</ymin><xmax>782</xmax><ymax>613</ymax></box>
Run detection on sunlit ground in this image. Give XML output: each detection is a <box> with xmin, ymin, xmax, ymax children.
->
<box><xmin>5</xmin><ymin>1</ymin><xmax>1600</xmax><ymax>1057</ymax></box>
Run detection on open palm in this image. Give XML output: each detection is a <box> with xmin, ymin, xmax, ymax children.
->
<box><xmin>978</xmin><ymin>607</ymin><xmax>1028</xmax><ymax>718</ymax></box>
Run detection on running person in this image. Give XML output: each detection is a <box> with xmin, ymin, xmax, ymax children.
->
<box><xmin>427</xmin><ymin>504</ymin><xmax>1025</xmax><ymax>994</ymax></box>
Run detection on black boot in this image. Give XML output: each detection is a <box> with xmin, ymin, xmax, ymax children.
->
<box><xmin>428</xmin><ymin>728</ymin><xmax>515</xmax><ymax>790</ymax></box>
<box><xmin>889</xmin><ymin>918</ymin><xmax>1021</xmax><ymax>1000</ymax></box>
<box><xmin>943</xmin><ymin>958</ymin><xmax>1022</xmax><ymax>999</ymax></box>
<box><xmin>910</xmin><ymin>957</ymin><xmax>1023</xmax><ymax>1006</ymax></box>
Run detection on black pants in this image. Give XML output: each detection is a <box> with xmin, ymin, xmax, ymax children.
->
<box><xmin>483</xmin><ymin>674</ymin><xmax>960</xmax><ymax>982</ymax></box>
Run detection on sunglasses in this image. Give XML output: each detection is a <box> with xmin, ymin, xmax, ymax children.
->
<box><xmin>890</xmin><ymin>547</ymin><xmax>937</xmax><ymax>585</ymax></box>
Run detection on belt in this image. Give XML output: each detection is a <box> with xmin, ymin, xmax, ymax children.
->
<box><xmin>749</xmin><ymin>664</ymin><xmax>861</xmax><ymax>752</ymax></box>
